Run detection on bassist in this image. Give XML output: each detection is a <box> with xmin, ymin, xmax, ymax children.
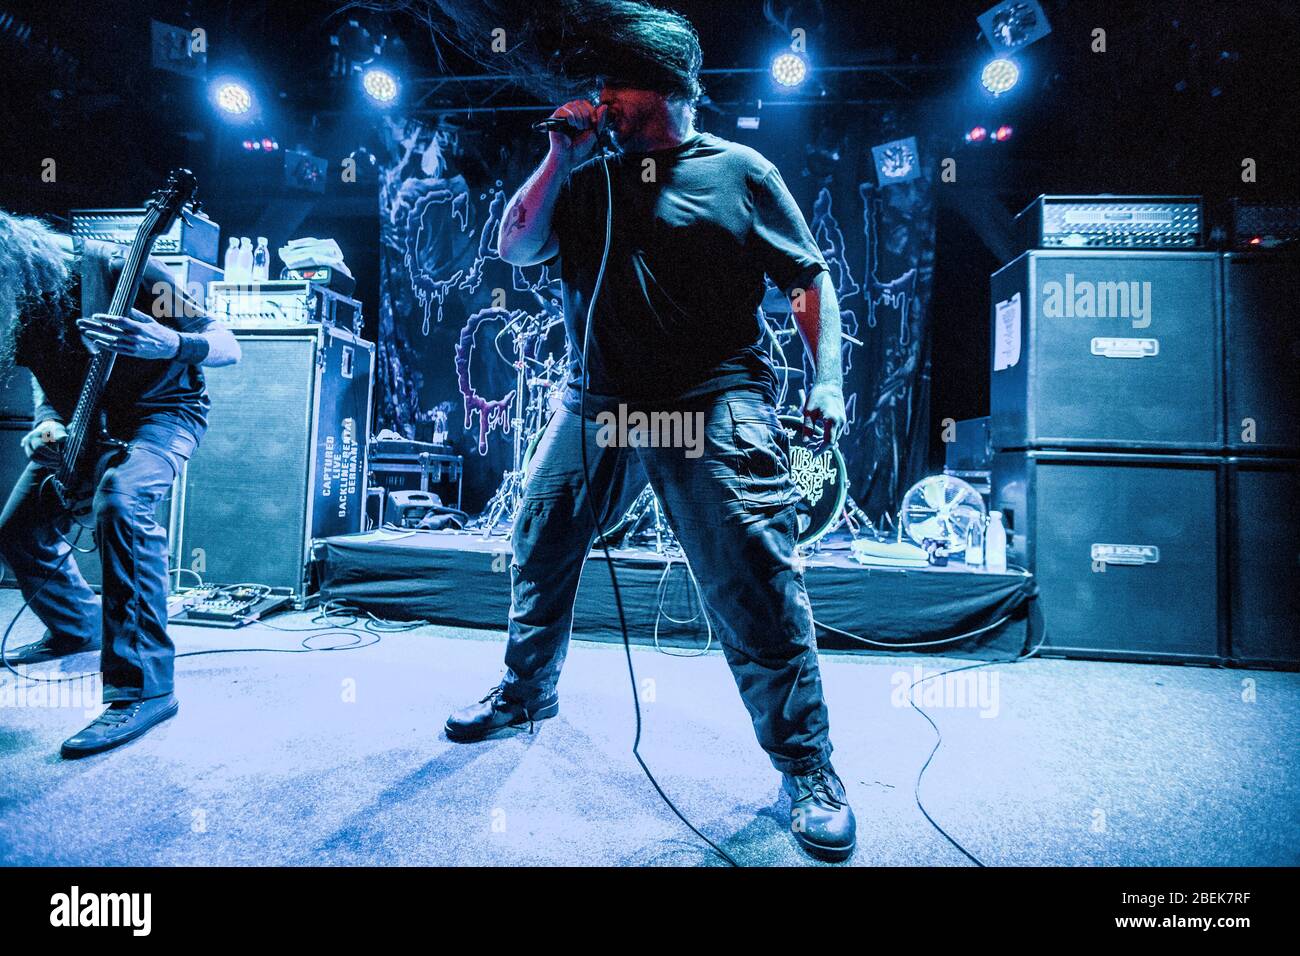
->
<box><xmin>0</xmin><ymin>211</ymin><xmax>239</xmax><ymax>757</ymax></box>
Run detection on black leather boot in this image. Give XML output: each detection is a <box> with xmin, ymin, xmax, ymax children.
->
<box><xmin>4</xmin><ymin>629</ymin><xmax>101</xmax><ymax>666</ymax></box>
<box><xmin>445</xmin><ymin>683</ymin><xmax>559</xmax><ymax>742</ymax></box>
<box><xmin>783</xmin><ymin>763</ymin><xmax>857</xmax><ymax>862</ymax></box>
<box><xmin>60</xmin><ymin>695</ymin><xmax>179</xmax><ymax>758</ymax></box>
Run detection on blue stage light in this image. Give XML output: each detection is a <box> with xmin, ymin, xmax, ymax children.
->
<box><xmin>980</xmin><ymin>58</ymin><xmax>1020</xmax><ymax>95</ymax></box>
<box><xmin>362</xmin><ymin>66</ymin><xmax>400</xmax><ymax>106</ymax></box>
<box><xmin>211</xmin><ymin>78</ymin><xmax>254</xmax><ymax>117</ymax></box>
<box><xmin>771</xmin><ymin>52</ymin><xmax>808</xmax><ymax>88</ymax></box>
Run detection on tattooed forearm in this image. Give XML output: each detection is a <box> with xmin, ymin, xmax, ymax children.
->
<box><xmin>506</xmin><ymin>203</ymin><xmax>528</xmax><ymax>233</ymax></box>
<box><xmin>497</xmin><ymin>148</ymin><xmax>570</xmax><ymax>265</ymax></box>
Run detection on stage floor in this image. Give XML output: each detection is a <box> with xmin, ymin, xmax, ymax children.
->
<box><xmin>1</xmin><ymin>590</ymin><xmax>1296</xmax><ymax>867</ymax></box>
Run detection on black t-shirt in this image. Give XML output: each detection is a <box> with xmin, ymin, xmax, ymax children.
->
<box><xmin>551</xmin><ymin>131</ymin><xmax>827</xmax><ymax>414</ymax></box>
<box><xmin>17</xmin><ymin>239</ymin><xmax>213</xmax><ymax>439</ymax></box>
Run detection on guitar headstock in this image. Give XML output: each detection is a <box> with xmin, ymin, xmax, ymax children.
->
<box><xmin>143</xmin><ymin>168</ymin><xmax>199</xmax><ymax>238</ymax></box>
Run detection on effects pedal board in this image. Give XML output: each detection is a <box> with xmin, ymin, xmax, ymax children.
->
<box><xmin>168</xmin><ymin>585</ymin><xmax>295</xmax><ymax>629</ymax></box>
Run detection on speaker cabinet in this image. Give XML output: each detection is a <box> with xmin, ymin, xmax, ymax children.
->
<box><xmin>991</xmin><ymin>251</ymin><xmax>1223</xmax><ymax>451</ymax></box>
<box><xmin>992</xmin><ymin>450</ymin><xmax>1223</xmax><ymax>663</ymax></box>
<box><xmin>1223</xmin><ymin>253</ymin><xmax>1300</xmax><ymax>454</ymax></box>
<box><xmin>176</xmin><ymin>327</ymin><xmax>374</xmax><ymax>597</ymax></box>
<box><xmin>1227</xmin><ymin>457</ymin><xmax>1300</xmax><ymax>666</ymax></box>
<box><xmin>0</xmin><ymin>373</ymin><xmax>33</xmax><ymax>423</ymax></box>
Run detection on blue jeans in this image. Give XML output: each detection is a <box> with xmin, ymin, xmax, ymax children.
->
<box><xmin>0</xmin><ymin>420</ymin><xmax>196</xmax><ymax>702</ymax></box>
<box><xmin>504</xmin><ymin>391</ymin><xmax>833</xmax><ymax>775</ymax></box>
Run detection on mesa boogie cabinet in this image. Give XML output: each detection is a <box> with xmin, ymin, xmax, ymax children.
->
<box><xmin>175</xmin><ymin>326</ymin><xmax>374</xmax><ymax>601</ymax></box>
<box><xmin>990</xmin><ymin>250</ymin><xmax>1223</xmax><ymax>451</ymax></box>
<box><xmin>991</xmin><ymin>450</ymin><xmax>1224</xmax><ymax>664</ymax></box>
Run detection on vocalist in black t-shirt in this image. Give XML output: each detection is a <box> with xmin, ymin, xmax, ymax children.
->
<box><xmin>443</xmin><ymin>11</ymin><xmax>856</xmax><ymax>861</ymax></box>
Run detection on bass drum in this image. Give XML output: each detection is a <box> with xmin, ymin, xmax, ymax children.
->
<box><xmin>520</xmin><ymin>414</ymin><xmax>848</xmax><ymax>547</ymax></box>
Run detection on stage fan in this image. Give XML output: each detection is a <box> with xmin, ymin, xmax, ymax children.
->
<box><xmin>899</xmin><ymin>474</ymin><xmax>986</xmax><ymax>554</ymax></box>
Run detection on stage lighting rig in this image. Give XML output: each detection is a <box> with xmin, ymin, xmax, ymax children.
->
<box><xmin>771</xmin><ymin>51</ymin><xmax>809</xmax><ymax>88</ymax></box>
<box><xmin>963</xmin><ymin>124</ymin><xmax>1013</xmax><ymax>144</ymax></box>
<box><xmin>980</xmin><ymin>57</ymin><xmax>1020</xmax><ymax>96</ymax></box>
<box><xmin>362</xmin><ymin>65</ymin><xmax>400</xmax><ymax>106</ymax></box>
<box><xmin>330</xmin><ymin>18</ymin><xmax>381</xmax><ymax>76</ymax></box>
<box><xmin>209</xmin><ymin>76</ymin><xmax>256</xmax><ymax>121</ymax></box>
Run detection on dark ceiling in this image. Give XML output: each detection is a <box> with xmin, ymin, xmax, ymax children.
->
<box><xmin>1</xmin><ymin>0</ymin><xmax>1297</xmax><ymax>212</ymax></box>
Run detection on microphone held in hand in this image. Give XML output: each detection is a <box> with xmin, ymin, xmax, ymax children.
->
<box><xmin>532</xmin><ymin>116</ymin><xmax>615</xmax><ymax>148</ymax></box>
<box><xmin>531</xmin><ymin>117</ymin><xmax>576</xmax><ymax>133</ymax></box>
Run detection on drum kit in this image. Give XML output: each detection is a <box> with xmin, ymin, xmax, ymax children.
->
<box><xmin>473</xmin><ymin>310</ymin><xmax>569</xmax><ymax>534</ymax></box>
<box><xmin>472</xmin><ymin>312</ymin><xmax>867</xmax><ymax>551</ymax></box>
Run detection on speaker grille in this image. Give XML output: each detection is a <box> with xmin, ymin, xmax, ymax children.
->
<box><xmin>991</xmin><ymin>251</ymin><xmax>1222</xmax><ymax>450</ymax></box>
<box><xmin>180</xmin><ymin>335</ymin><xmax>316</xmax><ymax>589</ymax></box>
<box><xmin>1229</xmin><ymin>460</ymin><xmax>1300</xmax><ymax>664</ymax></box>
<box><xmin>1223</xmin><ymin>254</ymin><xmax>1300</xmax><ymax>453</ymax></box>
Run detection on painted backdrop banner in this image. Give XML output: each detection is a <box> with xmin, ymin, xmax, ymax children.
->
<box><xmin>375</xmin><ymin>110</ymin><xmax>936</xmax><ymax>521</ymax></box>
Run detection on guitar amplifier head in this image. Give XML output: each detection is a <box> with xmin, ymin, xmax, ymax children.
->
<box><xmin>1228</xmin><ymin>199</ymin><xmax>1300</xmax><ymax>250</ymax></box>
<box><xmin>208</xmin><ymin>280</ymin><xmax>362</xmax><ymax>333</ymax></box>
<box><xmin>1017</xmin><ymin>195</ymin><xmax>1203</xmax><ymax>251</ymax></box>
<box><xmin>70</xmin><ymin>207</ymin><xmax>220</xmax><ymax>263</ymax></box>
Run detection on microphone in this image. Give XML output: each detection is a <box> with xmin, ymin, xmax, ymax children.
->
<box><xmin>532</xmin><ymin>117</ymin><xmax>614</xmax><ymax>147</ymax></box>
<box><xmin>532</xmin><ymin>117</ymin><xmax>577</xmax><ymax>133</ymax></box>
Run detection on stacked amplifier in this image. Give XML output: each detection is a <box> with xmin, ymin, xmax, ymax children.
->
<box><xmin>990</xmin><ymin>195</ymin><xmax>1299</xmax><ymax>667</ymax></box>
<box><xmin>71</xmin><ymin>207</ymin><xmax>225</xmax><ymax>303</ymax></box>
<box><xmin>176</xmin><ymin>323</ymin><xmax>374</xmax><ymax>602</ymax></box>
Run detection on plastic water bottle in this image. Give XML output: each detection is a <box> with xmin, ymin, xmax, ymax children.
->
<box><xmin>252</xmin><ymin>237</ymin><xmax>270</xmax><ymax>281</ymax></box>
<box><xmin>985</xmin><ymin>511</ymin><xmax>1008</xmax><ymax>573</ymax></box>
<box><xmin>237</xmin><ymin>237</ymin><xmax>253</xmax><ymax>283</ymax></box>
<box><xmin>965</xmin><ymin>516</ymin><xmax>985</xmax><ymax>568</ymax></box>
<box><xmin>223</xmin><ymin>237</ymin><xmax>239</xmax><ymax>278</ymax></box>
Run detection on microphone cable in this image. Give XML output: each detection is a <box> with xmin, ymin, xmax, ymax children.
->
<box><xmin>816</xmin><ymin>603</ymin><xmax>1050</xmax><ymax>867</ymax></box>
<box><xmin>577</xmin><ymin>146</ymin><xmax>740</xmax><ymax>867</ymax></box>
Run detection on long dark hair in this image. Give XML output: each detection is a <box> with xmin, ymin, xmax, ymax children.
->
<box><xmin>349</xmin><ymin>0</ymin><xmax>704</xmax><ymax>104</ymax></box>
<box><xmin>0</xmin><ymin>211</ymin><xmax>76</xmax><ymax>380</ymax></box>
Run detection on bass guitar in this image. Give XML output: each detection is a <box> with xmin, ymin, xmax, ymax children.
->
<box><xmin>50</xmin><ymin>167</ymin><xmax>199</xmax><ymax>514</ymax></box>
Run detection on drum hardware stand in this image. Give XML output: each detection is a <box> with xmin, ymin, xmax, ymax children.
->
<box><xmin>826</xmin><ymin>494</ymin><xmax>879</xmax><ymax>541</ymax></box>
<box><xmin>604</xmin><ymin>485</ymin><xmax>677</xmax><ymax>554</ymax></box>
<box><xmin>473</xmin><ymin>319</ymin><xmax>566</xmax><ymax>538</ymax></box>
<box><xmin>476</xmin><ymin>466</ymin><xmax>524</xmax><ymax>539</ymax></box>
